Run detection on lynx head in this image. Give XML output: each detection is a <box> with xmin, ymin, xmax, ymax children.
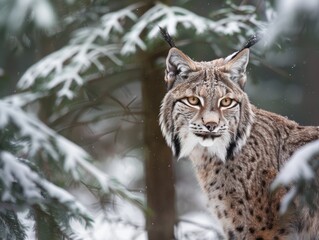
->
<box><xmin>159</xmin><ymin>47</ymin><xmax>255</xmax><ymax>162</ymax></box>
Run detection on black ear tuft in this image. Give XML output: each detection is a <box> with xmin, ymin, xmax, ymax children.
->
<box><xmin>225</xmin><ymin>34</ymin><xmax>260</xmax><ymax>63</ymax></box>
<box><xmin>159</xmin><ymin>26</ymin><xmax>176</xmax><ymax>48</ymax></box>
<box><xmin>241</xmin><ymin>34</ymin><xmax>260</xmax><ymax>50</ymax></box>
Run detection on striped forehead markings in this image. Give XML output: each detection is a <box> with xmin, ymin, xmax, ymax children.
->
<box><xmin>187</xmin><ymin>69</ymin><xmax>231</xmax><ymax>96</ymax></box>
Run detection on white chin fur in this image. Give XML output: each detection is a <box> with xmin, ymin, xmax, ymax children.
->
<box><xmin>178</xmin><ymin>132</ymin><xmax>199</xmax><ymax>159</ymax></box>
<box><xmin>178</xmin><ymin>130</ymin><xmax>231</xmax><ymax>162</ymax></box>
<box><xmin>196</xmin><ymin>134</ymin><xmax>231</xmax><ymax>162</ymax></box>
<box><xmin>199</xmin><ymin>139</ymin><xmax>215</xmax><ymax>147</ymax></box>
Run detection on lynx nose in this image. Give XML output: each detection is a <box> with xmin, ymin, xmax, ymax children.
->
<box><xmin>204</xmin><ymin>122</ymin><xmax>218</xmax><ymax>131</ymax></box>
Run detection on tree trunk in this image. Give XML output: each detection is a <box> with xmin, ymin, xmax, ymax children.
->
<box><xmin>141</xmin><ymin>49</ymin><xmax>176</xmax><ymax>240</ymax></box>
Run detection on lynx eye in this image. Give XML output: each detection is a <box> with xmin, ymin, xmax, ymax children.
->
<box><xmin>219</xmin><ymin>97</ymin><xmax>235</xmax><ymax>108</ymax></box>
<box><xmin>187</xmin><ymin>96</ymin><xmax>200</xmax><ymax>106</ymax></box>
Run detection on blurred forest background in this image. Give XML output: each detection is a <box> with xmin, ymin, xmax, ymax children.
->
<box><xmin>0</xmin><ymin>0</ymin><xmax>319</xmax><ymax>239</ymax></box>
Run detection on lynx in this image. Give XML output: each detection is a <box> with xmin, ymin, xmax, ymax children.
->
<box><xmin>159</xmin><ymin>37</ymin><xmax>319</xmax><ymax>239</ymax></box>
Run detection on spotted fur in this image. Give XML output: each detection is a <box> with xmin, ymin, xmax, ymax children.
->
<box><xmin>159</xmin><ymin>47</ymin><xmax>319</xmax><ymax>239</ymax></box>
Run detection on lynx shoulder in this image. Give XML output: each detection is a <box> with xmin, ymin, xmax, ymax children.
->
<box><xmin>159</xmin><ymin>45</ymin><xmax>319</xmax><ymax>239</ymax></box>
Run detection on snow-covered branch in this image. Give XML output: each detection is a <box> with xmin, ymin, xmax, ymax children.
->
<box><xmin>0</xmin><ymin>0</ymin><xmax>56</xmax><ymax>32</ymax></box>
<box><xmin>17</xmin><ymin>43</ymin><xmax>121</xmax><ymax>103</ymax></box>
<box><xmin>0</xmin><ymin>100</ymin><xmax>143</xmax><ymax>207</ymax></box>
<box><xmin>3</xmin><ymin>92</ymin><xmax>46</xmax><ymax>108</ymax></box>
<box><xmin>265</xmin><ymin>0</ymin><xmax>319</xmax><ymax>45</ymax></box>
<box><xmin>122</xmin><ymin>2</ymin><xmax>264</xmax><ymax>54</ymax></box>
<box><xmin>16</xmin><ymin>3</ymin><xmax>143</xmax><ymax>104</ymax></box>
<box><xmin>271</xmin><ymin>140</ymin><xmax>319</xmax><ymax>213</ymax></box>
<box><xmin>0</xmin><ymin>151</ymin><xmax>91</xmax><ymax>219</ymax></box>
<box><xmin>16</xmin><ymin>1</ymin><xmax>265</xmax><ymax>106</ymax></box>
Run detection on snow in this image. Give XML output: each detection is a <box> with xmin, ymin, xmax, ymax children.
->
<box><xmin>100</xmin><ymin>3</ymin><xmax>140</xmax><ymax>39</ymax></box>
<box><xmin>41</xmin><ymin>180</ymin><xmax>91</xmax><ymax>217</ymax></box>
<box><xmin>0</xmin><ymin>101</ymin><xmax>84</xmax><ymax>175</ymax></box>
<box><xmin>6</xmin><ymin>0</ymin><xmax>33</xmax><ymax>31</ymax></box>
<box><xmin>176</xmin><ymin>212</ymin><xmax>223</xmax><ymax>240</ymax></box>
<box><xmin>0</xmin><ymin>101</ymin><xmax>57</xmax><ymax>159</ymax></box>
<box><xmin>272</xmin><ymin>140</ymin><xmax>319</xmax><ymax>188</ymax></box>
<box><xmin>4</xmin><ymin>92</ymin><xmax>45</xmax><ymax>107</ymax></box>
<box><xmin>59</xmin><ymin>139</ymin><xmax>110</xmax><ymax>190</ymax></box>
<box><xmin>0</xmin><ymin>101</ymin><xmax>147</xmax><ymax>239</ymax></box>
<box><xmin>105</xmin><ymin>155</ymin><xmax>143</xmax><ymax>186</ymax></box>
<box><xmin>278</xmin><ymin>187</ymin><xmax>297</xmax><ymax>214</ymax></box>
<box><xmin>0</xmin><ymin>151</ymin><xmax>91</xmax><ymax>221</ymax></box>
<box><xmin>15</xmin><ymin>2</ymin><xmax>263</xmax><ymax>105</ymax></box>
<box><xmin>122</xmin><ymin>2</ymin><xmax>263</xmax><ymax>54</ymax></box>
<box><xmin>265</xmin><ymin>0</ymin><xmax>319</xmax><ymax>45</ymax></box>
<box><xmin>0</xmin><ymin>101</ymin><xmax>139</xmax><ymax>201</ymax></box>
<box><xmin>69</xmin><ymin>206</ymin><xmax>222</xmax><ymax>240</ymax></box>
<box><xmin>32</xmin><ymin>0</ymin><xmax>56</xmax><ymax>29</ymax></box>
<box><xmin>0</xmin><ymin>101</ymin><xmax>146</xmax><ymax>238</ymax></box>
<box><xmin>271</xmin><ymin>140</ymin><xmax>319</xmax><ymax>213</ymax></box>
<box><xmin>17</xmin><ymin>42</ymin><xmax>121</xmax><ymax>103</ymax></box>
<box><xmin>1</xmin><ymin>152</ymin><xmax>41</xmax><ymax>201</ymax></box>
<box><xmin>71</xmin><ymin>213</ymin><xmax>146</xmax><ymax>240</ymax></box>
<box><xmin>5</xmin><ymin>0</ymin><xmax>56</xmax><ymax>32</ymax></box>
<box><xmin>17</xmin><ymin>45</ymin><xmax>80</xmax><ymax>89</ymax></box>
<box><xmin>18</xmin><ymin>211</ymin><xmax>35</xmax><ymax>240</ymax></box>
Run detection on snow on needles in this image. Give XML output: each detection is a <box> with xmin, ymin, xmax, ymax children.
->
<box><xmin>0</xmin><ymin>99</ymin><xmax>144</xmax><ymax>214</ymax></box>
<box><xmin>271</xmin><ymin>139</ymin><xmax>319</xmax><ymax>213</ymax></box>
<box><xmin>265</xmin><ymin>0</ymin><xmax>319</xmax><ymax>45</ymax></box>
<box><xmin>0</xmin><ymin>151</ymin><xmax>90</xmax><ymax>220</ymax></box>
<box><xmin>272</xmin><ymin>140</ymin><xmax>319</xmax><ymax>187</ymax></box>
<box><xmin>122</xmin><ymin>2</ymin><xmax>262</xmax><ymax>54</ymax></box>
<box><xmin>16</xmin><ymin>4</ymin><xmax>141</xmax><ymax>104</ymax></box>
<box><xmin>0</xmin><ymin>151</ymin><xmax>42</xmax><ymax>202</ymax></box>
<box><xmin>0</xmin><ymin>100</ymin><xmax>132</xmax><ymax>196</ymax></box>
<box><xmin>17</xmin><ymin>44</ymin><xmax>121</xmax><ymax>104</ymax></box>
<box><xmin>2</xmin><ymin>0</ymin><xmax>56</xmax><ymax>32</ymax></box>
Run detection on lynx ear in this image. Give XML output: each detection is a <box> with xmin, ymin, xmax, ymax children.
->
<box><xmin>165</xmin><ymin>48</ymin><xmax>196</xmax><ymax>90</ymax></box>
<box><xmin>224</xmin><ymin>48</ymin><xmax>249</xmax><ymax>89</ymax></box>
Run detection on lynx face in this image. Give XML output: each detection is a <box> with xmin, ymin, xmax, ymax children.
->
<box><xmin>160</xmin><ymin>48</ymin><xmax>254</xmax><ymax>162</ymax></box>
